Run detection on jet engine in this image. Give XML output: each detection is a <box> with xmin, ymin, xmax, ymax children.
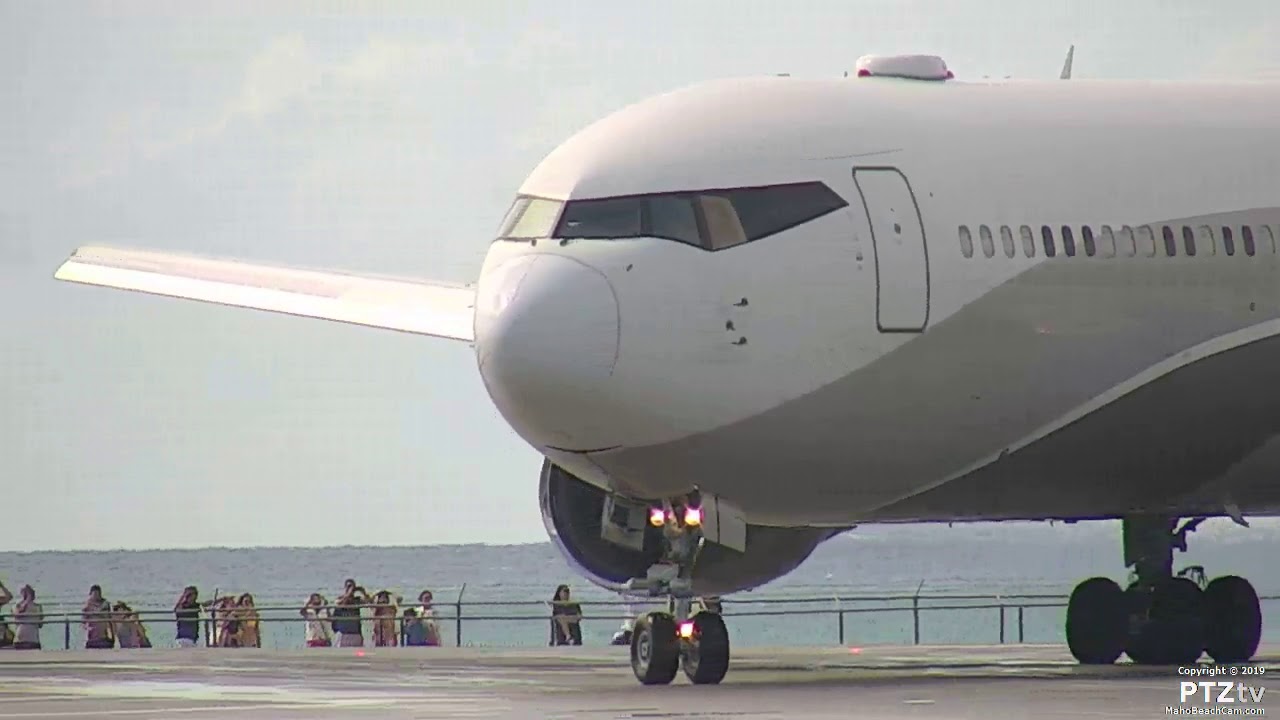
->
<box><xmin>539</xmin><ymin>459</ymin><xmax>838</xmax><ymax>596</ymax></box>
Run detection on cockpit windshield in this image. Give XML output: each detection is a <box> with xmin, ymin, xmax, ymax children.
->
<box><xmin>496</xmin><ymin>181</ymin><xmax>847</xmax><ymax>251</ymax></box>
<box><xmin>555</xmin><ymin>197</ymin><xmax>643</xmax><ymax>239</ymax></box>
<box><xmin>498</xmin><ymin>197</ymin><xmax>564</xmax><ymax>240</ymax></box>
<box><xmin>554</xmin><ymin>182</ymin><xmax>846</xmax><ymax>251</ymax></box>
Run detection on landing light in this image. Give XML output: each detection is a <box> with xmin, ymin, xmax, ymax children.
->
<box><xmin>649</xmin><ymin>508</ymin><xmax>666</xmax><ymax>527</ymax></box>
<box><xmin>683</xmin><ymin>507</ymin><xmax>702</xmax><ymax>526</ymax></box>
<box><xmin>678</xmin><ymin>621</ymin><xmax>695</xmax><ymax>639</ymax></box>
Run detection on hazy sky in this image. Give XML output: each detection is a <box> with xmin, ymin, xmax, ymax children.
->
<box><xmin>3</xmin><ymin>1</ymin><xmax>1278</xmax><ymax>552</ymax></box>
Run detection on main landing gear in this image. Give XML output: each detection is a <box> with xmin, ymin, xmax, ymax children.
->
<box><xmin>1066</xmin><ymin>514</ymin><xmax>1263</xmax><ymax>666</ymax></box>
<box><xmin>625</xmin><ymin>496</ymin><xmax>731</xmax><ymax>685</ymax></box>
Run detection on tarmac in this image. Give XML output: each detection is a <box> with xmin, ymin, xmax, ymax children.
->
<box><xmin>0</xmin><ymin>643</ymin><xmax>1275</xmax><ymax>719</ymax></box>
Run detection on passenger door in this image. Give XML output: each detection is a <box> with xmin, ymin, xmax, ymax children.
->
<box><xmin>852</xmin><ymin>167</ymin><xmax>930</xmax><ymax>333</ymax></box>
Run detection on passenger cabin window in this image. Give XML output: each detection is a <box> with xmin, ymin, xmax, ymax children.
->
<box><xmin>979</xmin><ymin>225</ymin><xmax>995</xmax><ymax>258</ymax></box>
<box><xmin>1099</xmin><ymin>225</ymin><xmax>1117</xmax><ymax>257</ymax></box>
<box><xmin>1243</xmin><ymin>226</ymin><xmax>1256</xmax><ymax>256</ymax></box>
<box><xmin>499</xmin><ymin>197</ymin><xmax>565</xmax><ymax>240</ymax></box>
<box><xmin>552</xmin><ymin>181</ymin><xmax>847</xmax><ymax>251</ymax></box>
<box><xmin>1162</xmin><ymin>226</ymin><xmax>1177</xmax><ymax>256</ymax></box>
<box><xmin>1182</xmin><ymin>226</ymin><xmax>1196</xmax><ymax>256</ymax></box>
<box><xmin>999</xmin><ymin>225</ymin><xmax>1015</xmax><ymax>257</ymax></box>
<box><xmin>1019</xmin><ymin>225</ymin><xmax>1035</xmax><ymax>257</ymax></box>
<box><xmin>1196</xmin><ymin>225</ymin><xmax>1215</xmax><ymax>256</ymax></box>
<box><xmin>1041</xmin><ymin>225</ymin><xmax>1056</xmax><ymax>257</ymax></box>
<box><xmin>1137</xmin><ymin>225</ymin><xmax>1157</xmax><ymax>257</ymax></box>
<box><xmin>1257</xmin><ymin>225</ymin><xmax>1275</xmax><ymax>254</ymax></box>
<box><xmin>959</xmin><ymin>226</ymin><xmax>974</xmax><ymax>258</ymax></box>
<box><xmin>1082</xmin><ymin>226</ymin><xmax>1096</xmax><ymax>257</ymax></box>
<box><xmin>1222</xmin><ymin>226</ymin><xmax>1235</xmax><ymax>256</ymax></box>
<box><xmin>1118</xmin><ymin>226</ymin><xmax>1136</xmax><ymax>257</ymax></box>
<box><xmin>1061</xmin><ymin>226</ymin><xmax>1076</xmax><ymax>257</ymax></box>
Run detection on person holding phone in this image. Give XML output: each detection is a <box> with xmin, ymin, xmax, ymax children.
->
<box><xmin>174</xmin><ymin>586</ymin><xmax>202</xmax><ymax>648</ymax></box>
<box><xmin>13</xmin><ymin>585</ymin><xmax>43</xmax><ymax>650</ymax></box>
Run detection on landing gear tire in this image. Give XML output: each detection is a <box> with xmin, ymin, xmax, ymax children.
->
<box><xmin>1066</xmin><ymin>577</ymin><xmax>1127</xmax><ymax>664</ymax></box>
<box><xmin>631</xmin><ymin>612</ymin><xmax>680</xmax><ymax>685</ymax></box>
<box><xmin>681</xmin><ymin>611</ymin><xmax>730</xmax><ymax>685</ymax></box>
<box><xmin>1203</xmin><ymin>575</ymin><xmax>1262</xmax><ymax>663</ymax></box>
<box><xmin>1125</xmin><ymin>577</ymin><xmax>1204</xmax><ymax>666</ymax></box>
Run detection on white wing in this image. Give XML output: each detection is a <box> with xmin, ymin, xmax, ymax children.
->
<box><xmin>54</xmin><ymin>245</ymin><xmax>476</xmax><ymax>342</ymax></box>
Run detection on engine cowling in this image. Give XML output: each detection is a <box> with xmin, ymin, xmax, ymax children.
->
<box><xmin>539</xmin><ymin>459</ymin><xmax>838</xmax><ymax>596</ymax></box>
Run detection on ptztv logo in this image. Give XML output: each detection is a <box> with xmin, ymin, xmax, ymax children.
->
<box><xmin>1180</xmin><ymin>681</ymin><xmax>1266</xmax><ymax>704</ymax></box>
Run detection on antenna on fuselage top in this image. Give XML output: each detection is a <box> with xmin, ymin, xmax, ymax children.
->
<box><xmin>1060</xmin><ymin>44</ymin><xmax>1075</xmax><ymax>79</ymax></box>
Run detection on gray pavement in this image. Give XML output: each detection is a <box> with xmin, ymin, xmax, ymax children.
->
<box><xmin>0</xmin><ymin>643</ymin><xmax>1275</xmax><ymax>719</ymax></box>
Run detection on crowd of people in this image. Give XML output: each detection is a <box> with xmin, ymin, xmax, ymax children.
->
<box><xmin>297</xmin><ymin>580</ymin><xmax>444</xmax><ymax>648</ymax></box>
<box><xmin>0</xmin><ymin>581</ymin><xmax>152</xmax><ymax>650</ymax></box>
<box><xmin>0</xmin><ymin>578</ymin><xmax>727</xmax><ymax>652</ymax></box>
<box><xmin>0</xmin><ymin>578</ymin><xmax>600</xmax><ymax>650</ymax></box>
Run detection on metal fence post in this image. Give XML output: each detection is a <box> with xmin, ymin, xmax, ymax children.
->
<box><xmin>455</xmin><ymin>584</ymin><xmax>466</xmax><ymax>647</ymax></box>
<box><xmin>838</xmin><ymin>611</ymin><xmax>845</xmax><ymax>645</ymax></box>
<box><xmin>1017</xmin><ymin>605</ymin><xmax>1025</xmax><ymax>643</ymax></box>
<box><xmin>998</xmin><ymin>605</ymin><xmax>1005</xmax><ymax>644</ymax></box>
<box><xmin>912</xmin><ymin>580</ymin><xmax>924</xmax><ymax>645</ymax></box>
<box><xmin>64</xmin><ymin>620</ymin><xmax>70</xmax><ymax>650</ymax></box>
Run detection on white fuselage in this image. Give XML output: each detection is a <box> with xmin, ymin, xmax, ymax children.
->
<box><xmin>471</xmin><ymin>76</ymin><xmax>1280</xmax><ymax>527</ymax></box>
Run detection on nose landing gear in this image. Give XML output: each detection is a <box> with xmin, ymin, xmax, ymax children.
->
<box><xmin>625</xmin><ymin>496</ymin><xmax>732</xmax><ymax>685</ymax></box>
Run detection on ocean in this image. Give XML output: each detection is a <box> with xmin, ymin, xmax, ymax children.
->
<box><xmin>3</xmin><ymin>522</ymin><xmax>1278</xmax><ymax>651</ymax></box>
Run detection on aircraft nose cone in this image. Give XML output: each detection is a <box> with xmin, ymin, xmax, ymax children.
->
<box><xmin>475</xmin><ymin>254</ymin><xmax>620</xmax><ymax>450</ymax></box>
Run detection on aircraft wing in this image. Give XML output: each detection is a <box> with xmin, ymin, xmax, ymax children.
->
<box><xmin>54</xmin><ymin>245</ymin><xmax>476</xmax><ymax>342</ymax></box>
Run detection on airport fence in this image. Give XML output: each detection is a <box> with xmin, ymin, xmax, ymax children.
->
<box><xmin>8</xmin><ymin>591</ymin><xmax>1280</xmax><ymax>651</ymax></box>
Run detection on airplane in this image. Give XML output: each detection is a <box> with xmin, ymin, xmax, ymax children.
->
<box><xmin>53</xmin><ymin>51</ymin><xmax>1278</xmax><ymax>685</ymax></box>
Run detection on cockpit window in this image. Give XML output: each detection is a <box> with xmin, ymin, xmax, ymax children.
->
<box><xmin>496</xmin><ymin>198</ymin><xmax>527</xmax><ymax>236</ymax></box>
<box><xmin>701</xmin><ymin>183</ymin><xmax>848</xmax><ymax>249</ymax></box>
<box><xmin>647</xmin><ymin>195</ymin><xmax>702</xmax><ymax>246</ymax></box>
<box><xmin>550</xmin><ymin>181</ymin><xmax>847</xmax><ymax>251</ymax></box>
<box><xmin>555</xmin><ymin>197</ymin><xmax>643</xmax><ymax>239</ymax></box>
<box><xmin>500</xmin><ymin>197</ymin><xmax>564</xmax><ymax>240</ymax></box>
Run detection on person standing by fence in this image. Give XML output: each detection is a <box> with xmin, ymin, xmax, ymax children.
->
<box><xmin>235</xmin><ymin>594</ymin><xmax>261</xmax><ymax>648</ymax></box>
<box><xmin>332</xmin><ymin>582</ymin><xmax>369</xmax><ymax>647</ymax></box>
<box><xmin>83</xmin><ymin>585</ymin><xmax>114</xmax><ymax>649</ymax></box>
<box><xmin>173</xmin><ymin>586</ymin><xmax>201</xmax><ymax>648</ymax></box>
<box><xmin>0</xmin><ymin>580</ymin><xmax>13</xmax><ymax>648</ymax></box>
<box><xmin>12</xmin><ymin>585</ymin><xmax>43</xmax><ymax>650</ymax></box>
<box><xmin>111</xmin><ymin>602</ymin><xmax>151</xmax><ymax>648</ymax></box>
<box><xmin>371</xmin><ymin>591</ymin><xmax>398</xmax><ymax>647</ymax></box>
<box><xmin>302</xmin><ymin>594</ymin><xmax>332</xmax><ymax>647</ymax></box>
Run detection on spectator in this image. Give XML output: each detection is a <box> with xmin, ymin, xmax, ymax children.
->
<box><xmin>235</xmin><ymin>594</ymin><xmax>261</xmax><ymax>648</ymax></box>
<box><xmin>12</xmin><ymin>585</ymin><xmax>43</xmax><ymax>650</ymax></box>
<box><xmin>371</xmin><ymin>590</ymin><xmax>398</xmax><ymax>647</ymax></box>
<box><xmin>414</xmin><ymin>590</ymin><xmax>442</xmax><ymax>646</ymax></box>
<box><xmin>173</xmin><ymin>586</ymin><xmax>202</xmax><ymax>648</ymax></box>
<box><xmin>301</xmin><ymin>594</ymin><xmax>332</xmax><ymax>647</ymax></box>
<box><xmin>83</xmin><ymin>585</ymin><xmax>114</xmax><ymax>649</ymax></box>
<box><xmin>402</xmin><ymin>609</ymin><xmax>429</xmax><ymax>646</ymax></box>
<box><xmin>221</xmin><ymin>591</ymin><xmax>261</xmax><ymax>648</ymax></box>
<box><xmin>214</xmin><ymin>596</ymin><xmax>241</xmax><ymax>647</ymax></box>
<box><xmin>111</xmin><ymin>602</ymin><xmax>151</xmax><ymax>648</ymax></box>
<box><xmin>332</xmin><ymin>581</ymin><xmax>369</xmax><ymax>647</ymax></box>
<box><xmin>0</xmin><ymin>579</ymin><xmax>13</xmax><ymax>648</ymax></box>
<box><xmin>550</xmin><ymin>584</ymin><xmax>582</xmax><ymax>646</ymax></box>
